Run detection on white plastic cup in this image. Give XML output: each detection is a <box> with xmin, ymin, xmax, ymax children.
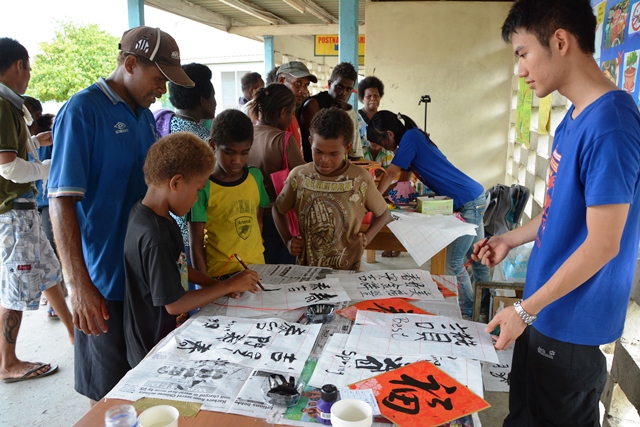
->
<box><xmin>137</xmin><ymin>405</ymin><xmax>179</xmax><ymax>427</ymax></box>
<box><xmin>330</xmin><ymin>399</ymin><xmax>373</xmax><ymax>427</ymax></box>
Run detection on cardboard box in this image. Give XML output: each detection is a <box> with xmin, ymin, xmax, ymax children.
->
<box><xmin>417</xmin><ymin>196</ymin><xmax>453</xmax><ymax>215</ymax></box>
<box><xmin>491</xmin><ymin>296</ymin><xmax>520</xmax><ymax>320</ymax></box>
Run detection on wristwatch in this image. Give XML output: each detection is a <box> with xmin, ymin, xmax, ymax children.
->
<box><xmin>514</xmin><ymin>300</ymin><xmax>537</xmax><ymax>326</ymax></box>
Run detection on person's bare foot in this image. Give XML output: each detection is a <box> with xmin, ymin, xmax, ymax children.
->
<box><xmin>0</xmin><ymin>361</ymin><xmax>53</xmax><ymax>382</ymax></box>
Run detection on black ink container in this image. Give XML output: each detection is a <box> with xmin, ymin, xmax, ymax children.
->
<box><xmin>317</xmin><ymin>384</ymin><xmax>338</xmax><ymax>425</ymax></box>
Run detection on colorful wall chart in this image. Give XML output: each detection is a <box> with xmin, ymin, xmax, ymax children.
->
<box><xmin>515</xmin><ymin>78</ymin><xmax>533</xmax><ymax>147</ymax></box>
<box><xmin>593</xmin><ymin>0</ymin><xmax>640</xmax><ymax>105</ymax></box>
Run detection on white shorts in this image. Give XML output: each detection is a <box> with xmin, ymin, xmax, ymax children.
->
<box><xmin>0</xmin><ymin>199</ymin><xmax>61</xmax><ymax>311</ymax></box>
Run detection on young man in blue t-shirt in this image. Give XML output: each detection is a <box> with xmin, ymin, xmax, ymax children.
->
<box><xmin>475</xmin><ymin>0</ymin><xmax>640</xmax><ymax>425</ymax></box>
<box><xmin>48</xmin><ymin>27</ymin><xmax>195</xmax><ymax>404</ymax></box>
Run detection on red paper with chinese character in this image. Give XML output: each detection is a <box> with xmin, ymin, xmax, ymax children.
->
<box><xmin>436</xmin><ymin>282</ymin><xmax>457</xmax><ymax>298</ymax></box>
<box><xmin>349</xmin><ymin>360</ymin><xmax>489</xmax><ymax>427</ymax></box>
<box><xmin>337</xmin><ymin>298</ymin><xmax>432</xmax><ymax>321</ymax></box>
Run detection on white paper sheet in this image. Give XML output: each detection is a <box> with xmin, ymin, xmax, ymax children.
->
<box><xmin>410</xmin><ymin>300</ymin><xmax>462</xmax><ymax>319</ymax></box>
<box><xmin>249</xmin><ymin>264</ymin><xmax>331</xmax><ymax>285</ymax></box>
<box><xmin>339</xmin><ymin>269</ymin><xmax>444</xmax><ymax>301</ymax></box>
<box><xmin>308</xmin><ymin>334</ymin><xmax>483</xmax><ymax>397</ymax></box>
<box><xmin>224</xmin><ymin>278</ymin><xmax>350</xmax><ymax>317</ymax></box>
<box><xmin>481</xmin><ymin>344</ymin><xmax>514</xmax><ymax>392</ymax></box>
<box><xmin>387</xmin><ymin>213</ymin><xmax>478</xmax><ymax>266</ymax></box>
<box><xmin>346</xmin><ymin>311</ymin><xmax>499</xmax><ymax>363</ymax></box>
<box><xmin>156</xmin><ymin>315</ymin><xmax>321</xmax><ymax>375</ymax></box>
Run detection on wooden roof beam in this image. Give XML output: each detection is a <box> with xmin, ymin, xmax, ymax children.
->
<box><xmin>301</xmin><ymin>0</ymin><xmax>338</xmax><ymax>24</ymax></box>
<box><xmin>229</xmin><ymin>23</ymin><xmax>365</xmax><ymax>36</ymax></box>
<box><xmin>146</xmin><ymin>0</ymin><xmax>243</xmax><ymax>31</ymax></box>
<box><xmin>217</xmin><ymin>0</ymin><xmax>290</xmax><ymax>26</ymax></box>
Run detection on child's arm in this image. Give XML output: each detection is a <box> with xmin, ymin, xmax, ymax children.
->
<box><xmin>188</xmin><ymin>222</ymin><xmax>208</xmax><ymax>276</ymax></box>
<box><xmin>377</xmin><ymin>163</ymin><xmax>402</xmax><ymax>195</ymax></box>
<box><xmin>272</xmin><ymin>204</ymin><xmax>303</xmax><ymax>256</ymax></box>
<box><xmin>165</xmin><ymin>269</ymin><xmax>260</xmax><ymax>315</ymax></box>
<box><xmin>360</xmin><ymin>209</ymin><xmax>392</xmax><ymax>248</ymax></box>
<box><xmin>187</xmin><ymin>265</ymin><xmax>217</xmax><ymax>287</ymax></box>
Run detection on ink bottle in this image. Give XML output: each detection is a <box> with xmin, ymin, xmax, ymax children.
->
<box><xmin>104</xmin><ymin>404</ymin><xmax>138</xmax><ymax>427</ymax></box>
<box><xmin>317</xmin><ymin>384</ymin><xmax>338</xmax><ymax>425</ymax></box>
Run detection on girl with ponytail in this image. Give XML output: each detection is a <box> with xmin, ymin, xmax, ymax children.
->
<box><xmin>247</xmin><ymin>84</ymin><xmax>306</xmax><ymax>264</ymax></box>
<box><xmin>369</xmin><ymin>111</ymin><xmax>490</xmax><ymax>319</ymax></box>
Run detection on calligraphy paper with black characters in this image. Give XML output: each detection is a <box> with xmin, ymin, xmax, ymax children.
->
<box><xmin>339</xmin><ymin>270</ymin><xmax>444</xmax><ymax>301</ymax></box>
<box><xmin>481</xmin><ymin>343</ymin><xmax>514</xmax><ymax>392</ymax></box>
<box><xmin>337</xmin><ymin>298</ymin><xmax>432</xmax><ymax>321</ymax></box>
<box><xmin>349</xmin><ymin>361</ymin><xmax>490</xmax><ymax>427</ymax></box>
<box><xmin>346</xmin><ymin>311</ymin><xmax>499</xmax><ymax>363</ymax></box>
<box><xmin>309</xmin><ymin>334</ymin><xmax>483</xmax><ymax>397</ymax></box>
<box><xmin>157</xmin><ymin>315</ymin><xmax>321</xmax><ymax>375</ymax></box>
<box><xmin>224</xmin><ymin>278</ymin><xmax>350</xmax><ymax>317</ymax></box>
<box><xmin>249</xmin><ymin>264</ymin><xmax>331</xmax><ymax>285</ymax></box>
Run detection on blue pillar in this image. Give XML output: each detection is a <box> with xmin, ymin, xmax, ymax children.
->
<box><xmin>128</xmin><ymin>0</ymin><xmax>145</xmax><ymax>28</ymax></box>
<box><xmin>338</xmin><ymin>0</ymin><xmax>359</xmax><ymax>109</ymax></box>
<box><xmin>264</xmin><ymin>35</ymin><xmax>275</xmax><ymax>78</ymax></box>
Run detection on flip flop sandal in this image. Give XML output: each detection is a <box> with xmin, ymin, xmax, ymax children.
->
<box><xmin>3</xmin><ymin>363</ymin><xmax>58</xmax><ymax>383</ymax></box>
<box><xmin>47</xmin><ymin>307</ymin><xmax>59</xmax><ymax>319</ymax></box>
<box><xmin>381</xmin><ymin>251</ymin><xmax>401</xmax><ymax>257</ymax></box>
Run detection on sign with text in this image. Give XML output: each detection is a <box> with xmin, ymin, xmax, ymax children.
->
<box><xmin>314</xmin><ymin>34</ymin><xmax>365</xmax><ymax>56</ymax></box>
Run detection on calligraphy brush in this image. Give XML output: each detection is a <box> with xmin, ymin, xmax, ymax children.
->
<box><xmin>232</xmin><ymin>253</ymin><xmax>265</xmax><ymax>291</ymax></box>
<box><xmin>463</xmin><ymin>237</ymin><xmax>491</xmax><ymax>269</ymax></box>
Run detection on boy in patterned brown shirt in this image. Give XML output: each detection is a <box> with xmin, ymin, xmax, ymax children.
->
<box><xmin>273</xmin><ymin>108</ymin><xmax>391</xmax><ymax>271</ymax></box>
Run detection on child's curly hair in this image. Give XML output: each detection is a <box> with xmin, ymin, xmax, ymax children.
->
<box><xmin>210</xmin><ymin>109</ymin><xmax>254</xmax><ymax>148</ymax></box>
<box><xmin>309</xmin><ymin>108</ymin><xmax>353</xmax><ymax>146</ymax></box>
<box><xmin>144</xmin><ymin>132</ymin><xmax>215</xmax><ymax>185</ymax></box>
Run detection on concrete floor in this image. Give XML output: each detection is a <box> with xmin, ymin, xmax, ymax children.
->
<box><xmin>0</xmin><ymin>251</ymin><xmax>509</xmax><ymax>427</ymax></box>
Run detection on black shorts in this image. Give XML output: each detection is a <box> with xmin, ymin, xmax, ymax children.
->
<box><xmin>504</xmin><ymin>326</ymin><xmax>607</xmax><ymax>427</ymax></box>
<box><xmin>74</xmin><ymin>299</ymin><xmax>131</xmax><ymax>401</ymax></box>
<box><xmin>262</xmin><ymin>214</ymin><xmax>297</xmax><ymax>265</ymax></box>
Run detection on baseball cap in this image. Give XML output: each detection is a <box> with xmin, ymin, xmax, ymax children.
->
<box><xmin>119</xmin><ymin>26</ymin><xmax>194</xmax><ymax>87</ymax></box>
<box><xmin>277</xmin><ymin>61</ymin><xmax>317</xmax><ymax>83</ymax></box>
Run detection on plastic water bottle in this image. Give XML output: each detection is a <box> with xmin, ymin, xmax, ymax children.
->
<box><xmin>317</xmin><ymin>384</ymin><xmax>338</xmax><ymax>425</ymax></box>
<box><xmin>105</xmin><ymin>404</ymin><xmax>138</xmax><ymax>427</ymax></box>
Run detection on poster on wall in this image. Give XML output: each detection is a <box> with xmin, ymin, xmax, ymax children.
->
<box><xmin>592</xmin><ymin>0</ymin><xmax>640</xmax><ymax>106</ymax></box>
<box><xmin>538</xmin><ymin>94</ymin><xmax>552</xmax><ymax>135</ymax></box>
<box><xmin>515</xmin><ymin>78</ymin><xmax>533</xmax><ymax>148</ymax></box>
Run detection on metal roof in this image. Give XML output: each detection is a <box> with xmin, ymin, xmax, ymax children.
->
<box><xmin>145</xmin><ymin>0</ymin><xmax>510</xmax><ymax>39</ymax></box>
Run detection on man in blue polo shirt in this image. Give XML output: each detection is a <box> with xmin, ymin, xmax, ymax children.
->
<box><xmin>48</xmin><ymin>26</ymin><xmax>194</xmax><ymax>404</ymax></box>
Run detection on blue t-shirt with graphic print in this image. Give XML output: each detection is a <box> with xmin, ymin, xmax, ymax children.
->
<box><xmin>525</xmin><ymin>90</ymin><xmax>640</xmax><ymax>346</ymax></box>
